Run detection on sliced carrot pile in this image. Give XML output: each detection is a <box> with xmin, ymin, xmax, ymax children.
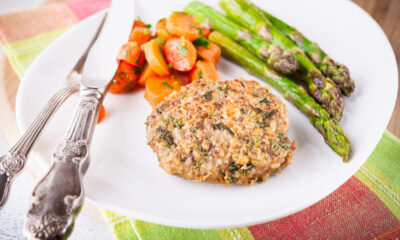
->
<box><xmin>112</xmin><ymin>15</ymin><xmax>221</xmax><ymax>108</ymax></box>
<box><xmin>110</xmin><ymin>60</ymin><xmax>139</xmax><ymax>94</ymax></box>
<box><xmin>197</xmin><ymin>42</ymin><xmax>221</xmax><ymax>65</ymax></box>
<box><xmin>164</xmin><ymin>38</ymin><xmax>197</xmax><ymax>72</ymax></box>
<box><xmin>190</xmin><ymin>61</ymin><xmax>219</xmax><ymax>83</ymax></box>
<box><xmin>97</xmin><ymin>105</ymin><xmax>106</xmax><ymax>123</ymax></box>
<box><xmin>143</xmin><ymin>40</ymin><xmax>170</xmax><ymax>76</ymax></box>
<box><xmin>144</xmin><ymin>76</ymin><xmax>182</xmax><ymax>108</ymax></box>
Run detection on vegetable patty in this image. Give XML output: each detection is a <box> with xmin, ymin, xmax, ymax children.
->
<box><xmin>146</xmin><ymin>78</ymin><xmax>296</xmax><ymax>185</ymax></box>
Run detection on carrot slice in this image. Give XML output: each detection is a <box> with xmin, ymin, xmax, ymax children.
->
<box><xmin>117</xmin><ymin>42</ymin><xmax>142</xmax><ymax>66</ymax></box>
<box><xmin>164</xmin><ymin>38</ymin><xmax>197</xmax><ymax>72</ymax></box>
<box><xmin>197</xmin><ymin>42</ymin><xmax>221</xmax><ymax>65</ymax></box>
<box><xmin>138</xmin><ymin>63</ymin><xmax>157</xmax><ymax>86</ymax></box>
<box><xmin>133</xmin><ymin>20</ymin><xmax>147</xmax><ymax>28</ymax></box>
<box><xmin>142</xmin><ymin>40</ymin><xmax>170</xmax><ymax>76</ymax></box>
<box><xmin>189</xmin><ymin>61</ymin><xmax>219</xmax><ymax>83</ymax></box>
<box><xmin>97</xmin><ymin>105</ymin><xmax>106</xmax><ymax>123</ymax></box>
<box><xmin>166</xmin><ymin>12</ymin><xmax>203</xmax><ymax>41</ymax></box>
<box><xmin>110</xmin><ymin>60</ymin><xmax>139</xmax><ymax>94</ymax></box>
<box><xmin>144</xmin><ymin>76</ymin><xmax>182</xmax><ymax>107</ymax></box>
<box><xmin>129</xmin><ymin>27</ymin><xmax>152</xmax><ymax>46</ymax></box>
<box><xmin>155</xmin><ymin>18</ymin><xmax>171</xmax><ymax>41</ymax></box>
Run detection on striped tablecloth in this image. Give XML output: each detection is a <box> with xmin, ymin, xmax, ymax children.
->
<box><xmin>0</xmin><ymin>0</ymin><xmax>399</xmax><ymax>239</ymax></box>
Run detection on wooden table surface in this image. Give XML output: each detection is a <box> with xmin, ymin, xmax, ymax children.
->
<box><xmin>353</xmin><ymin>0</ymin><xmax>400</xmax><ymax>137</ymax></box>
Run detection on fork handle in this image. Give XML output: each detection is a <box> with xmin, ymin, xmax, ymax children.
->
<box><xmin>23</xmin><ymin>88</ymin><xmax>103</xmax><ymax>240</ymax></box>
<box><xmin>0</xmin><ymin>85</ymin><xmax>79</xmax><ymax>210</ymax></box>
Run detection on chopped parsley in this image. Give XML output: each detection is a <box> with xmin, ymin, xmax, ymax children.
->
<box><xmin>259</xmin><ymin>97</ymin><xmax>271</xmax><ymax>106</ymax></box>
<box><xmin>155</xmin><ymin>37</ymin><xmax>165</xmax><ymax>45</ymax></box>
<box><xmin>198</xmin><ymin>70</ymin><xmax>203</xmax><ymax>79</ymax></box>
<box><xmin>190</xmin><ymin>24</ymin><xmax>203</xmax><ymax>35</ymax></box>
<box><xmin>228</xmin><ymin>162</ymin><xmax>239</xmax><ymax>182</ymax></box>
<box><xmin>175</xmin><ymin>42</ymin><xmax>188</xmax><ymax>56</ymax></box>
<box><xmin>202</xmin><ymin>91</ymin><xmax>212</xmax><ymax>101</ymax></box>
<box><xmin>242</xmin><ymin>163</ymin><xmax>254</xmax><ymax>174</ymax></box>
<box><xmin>256</xmin><ymin>120</ymin><xmax>269</xmax><ymax>128</ymax></box>
<box><xmin>144</xmin><ymin>28</ymin><xmax>149</xmax><ymax>35</ymax></box>
<box><xmin>212</xmin><ymin>122</ymin><xmax>235</xmax><ymax>136</ymax></box>
<box><xmin>252</xmin><ymin>92</ymin><xmax>260</xmax><ymax>97</ymax></box>
<box><xmin>115</xmin><ymin>71</ymin><xmax>128</xmax><ymax>79</ymax></box>
<box><xmin>174</xmin><ymin>118</ymin><xmax>184</xmax><ymax>129</ymax></box>
<box><xmin>279</xmin><ymin>133</ymin><xmax>286</xmax><ymax>144</ymax></box>
<box><xmin>197</xmin><ymin>53</ymin><xmax>204</xmax><ymax>61</ymax></box>
<box><xmin>162</xmin><ymin>81</ymin><xmax>174</xmax><ymax>89</ymax></box>
<box><xmin>263</xmin><ymin>109</ymin><xmax>277</xmax><ymax>119</ymax></box>
<box><xmin>199</xmin><ymin>147</ymin><xmax>208</xmax><ymax>156</ymax></box>
<box><xmin>253</xmin><ymin>107</ymin><xmax>263</xmax><ymax>114</ymax></box>
<box><xmin>180</xmin><ymin>156</ymin><xmax>187</xmax><ymax>162</ymax></box>
<box><xmin>135</xmin><ymin>51</ymin><xmax>143</xmax><ymax>65</ymax></box>
<box><xmin>240</xmin><ymin>108</ymin><xmax>245</xmax><ymax>114</ymax></box>
<box><xmin>192</xmin><ymin>37</ymin><xmax>209</xmax><ymax>48</ymax></box>
<box><xmin>132</xmin><ymin>69</ymin><xmax>141</xmax><ymax>75</ymax></box>
<box><xmin>123</xmin><ymin>49</ymin><xmax>129</xmax><ymax>55</ymax></box>
<box><xmin>167</xmin><ymin>63</ymin><xmax>173</xmax><ymax>69</ymax></box>
<box><xmin>159</xmin><ymin>47</ymin><xmax>166</xmax><ymax>60</ymax></box>
<box><xmin>157</xmin><ymin>128</ymin><xmax>175</xmax><ymax>147</ymax></box>
<box><xmin>146</xmin><ymin>24</ymin><xmax>152</xmax><ymax>29</ymax></box>
<box><xmin>122</xmin><ymin>81</ymin><xmax>135</xmax><ymax>92</ymax></box>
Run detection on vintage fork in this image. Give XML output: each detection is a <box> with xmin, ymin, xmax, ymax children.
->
<box><xmin>0</xmin><ymin>14</ymin><xmax>106</xmax><ymax>209</ymax></box>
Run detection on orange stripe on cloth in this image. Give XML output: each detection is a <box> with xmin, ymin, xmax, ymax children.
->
<box><xmin>375</xmin><ymin>224</ymin><xmax>400</xmax><ymax>240</ymax></box>
<box><xmin>248</xmin><ymin>177</ymin><xmax>399</xmax><ymax>240</ymax></box>
<box><xmin>0</xmin><ymin>3</ymin><xmax>78</xmax><ymax>44</ymax></box>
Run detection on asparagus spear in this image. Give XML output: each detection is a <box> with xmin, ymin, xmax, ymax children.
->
<box><xmin>209</xmin><ymin>31</ymin><xmax>351</xmax><ymax>161</ymax></box>
<box><xmin>219</xmin><ymin>0</ymin><xmax>344</xmax><ymax>121</ymax></box>
<box><xmin>255</xmin><ymin>6</ymin><xmax>354</xmax><ymax>96</ymax></box>
<box><xmin>184</xmin><ymin>1</ymin><xmax>297</xmax><ymax>74</ymax></box>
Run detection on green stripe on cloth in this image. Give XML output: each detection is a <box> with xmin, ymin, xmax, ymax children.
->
<box><xmin>366</xmin><ymin>131</ymin><xmax>400</xmax><ymax>187</ymax></box>
<box><xmin>101</xmin><ymin>209</ymin><xmax>139</xmax><ymax>240</ymax></box>
<box><xmin>355</xmin><ymin>162</ymin><xmax>400</xmax><ymax>220</ymax></box>
<box><xmin>130</xmin><ymin>219</ymin><xmax>222</xmax><ymax>240</ymax></box>
<box><xmin>2</xmin><ymin>28</ymin><xmax>68</xmax><ymax>79</ymax></box>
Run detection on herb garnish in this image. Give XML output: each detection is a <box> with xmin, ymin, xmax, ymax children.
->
<box><xmin>213</xmin><ymin>122</ymin><xmax>235</xmax><ymax>136</ymax></box>
<box><xmin>174</xmin><ymin>118</ymin><xmax>184</xmax><ymax>129</ymax></box>
<box><xmin>198</xmin><ymin>70</ymin><xmax>203</xmax><ymax>79</ymax></box>
<box><xmin>202</xmin><ymin>91</ymin><xmax>212</xmax><ymax>101</ymax></box>
<box><xmin>263</xmin><ymin>109</ymin><xmax>277</xmax><ymax>119</ymax></box>
<box><xmin>176</xmin><ymin>42</ymin><xmax>188</xmax><ymax>56</ymax></box>
<box><xmin>190</xmin><ymin>24</ymin><xmax>203</xmax><ymax>35</ymax></box>
<box><xmin>259</xmin><ymin>97</ymin><xmax>271</xmax><ymax>106</ymax></box>
<box><xmin>157</xmin><ymin>128</ymin><xmax>175</xmax><ymax>147</ymax></box>
<box><xmin>155</xmin><ymin>38</ymin><xmax>165</xmax><ymax>45</ymax></box>
<box><xmin>162</xmin><ymin>81</ymin><xmax>174</xmax><ymax>89</ymax></box>
<box><xmin>167</xmin><ymin>63</ymin><xmax>173</xmax><ymax>69</ymax></box>
<box><xmin>192</xmin><ymin>37</ymin><xmax>209</xmax><ymax>48</ymax></box>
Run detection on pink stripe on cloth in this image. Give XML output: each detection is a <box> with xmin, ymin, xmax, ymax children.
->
<box><xmin>66</xmin><ymin>0</ymin><xmax>110</xmax><ymax>20</ymax></box>
<box><xmin>248</xmin><ymin>177</ymin><xmax>399</xmax><ymax>240</ymax></box>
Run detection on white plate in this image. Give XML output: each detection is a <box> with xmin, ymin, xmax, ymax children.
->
<box><xmin>16</xmin><ymin>0</ymin><xmax>398</xmax><ymax>229</ymax></box>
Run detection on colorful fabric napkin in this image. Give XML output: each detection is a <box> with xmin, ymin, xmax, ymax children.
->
<box><xmin>0</xmin><ymin>0</ymin><xmax>399</xmax><ymax>239</ymax></box>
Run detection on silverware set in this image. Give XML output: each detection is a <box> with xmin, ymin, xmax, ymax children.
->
<box><xmin>0</xmin><ymin>0</ymin><xmax>135</xmax><ymax>239</ymax></box>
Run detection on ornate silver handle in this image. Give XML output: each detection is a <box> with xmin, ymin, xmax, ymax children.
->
<box><xmin>23</xmin><ymin>88</ymin><xmax>103</xmax><ymax>240</ymax></box>
<box><xmin>0</xmin><ymin>85</ymin><xmax>79</xmax><ymax>210</ymax></box>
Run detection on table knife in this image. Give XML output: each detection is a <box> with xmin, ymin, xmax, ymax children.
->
<box><xmin>23</xmin><ymin>0</ymin><xmax>135</xmax><ymax>239</ymax></box>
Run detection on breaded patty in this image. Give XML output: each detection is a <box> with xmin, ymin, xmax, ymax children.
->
<box><xmin>146</xmin><ymin>78</ymin><xmax>296</xmax><ymax>185</ymax></box>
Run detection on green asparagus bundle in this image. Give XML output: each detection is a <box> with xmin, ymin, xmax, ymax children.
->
<box><xmin>209</xmin><ymin>31</ymin><xmax>351</xmax><ymax>161</ymax></box>
<box><xmin>184</xmin><ymin>1</ymin><xmax>297</xmax><ymax>74</ymax></box>
<box><xmin>254</xmin><ymin>5</ymin><xmax>355</xmax><ymax>96</ymax></box>
<box><xmin>219</xmin><ymin>0</ymin><xmax>344</xmax><ymax>121</ymax></box>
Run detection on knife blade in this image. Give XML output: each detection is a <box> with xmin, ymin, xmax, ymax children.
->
<box><xmin>23</xmin><ymin>0</ymin><xmax>135</xmax><ymax>239</ymax></box>
<box><xmin>82</xmin><ymin>0</ymin><xmax>135</xmax><ymax>89</ymax></box>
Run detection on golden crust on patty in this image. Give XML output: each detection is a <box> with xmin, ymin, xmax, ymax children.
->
<box><xmin>146</xmin><ymin>78</ymin><xmax>296</xmax><ymax>185</ymax></box>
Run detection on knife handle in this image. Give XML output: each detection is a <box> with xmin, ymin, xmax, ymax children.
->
<box><xmin>0</xmin><ymin>85</ymin><xmax>79</xmax><ymax>210</ymax></box>
<box><xmin>23</xmin><ymin>88</ymin><xmax>103</xmax><ymax>240</ymax></box>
